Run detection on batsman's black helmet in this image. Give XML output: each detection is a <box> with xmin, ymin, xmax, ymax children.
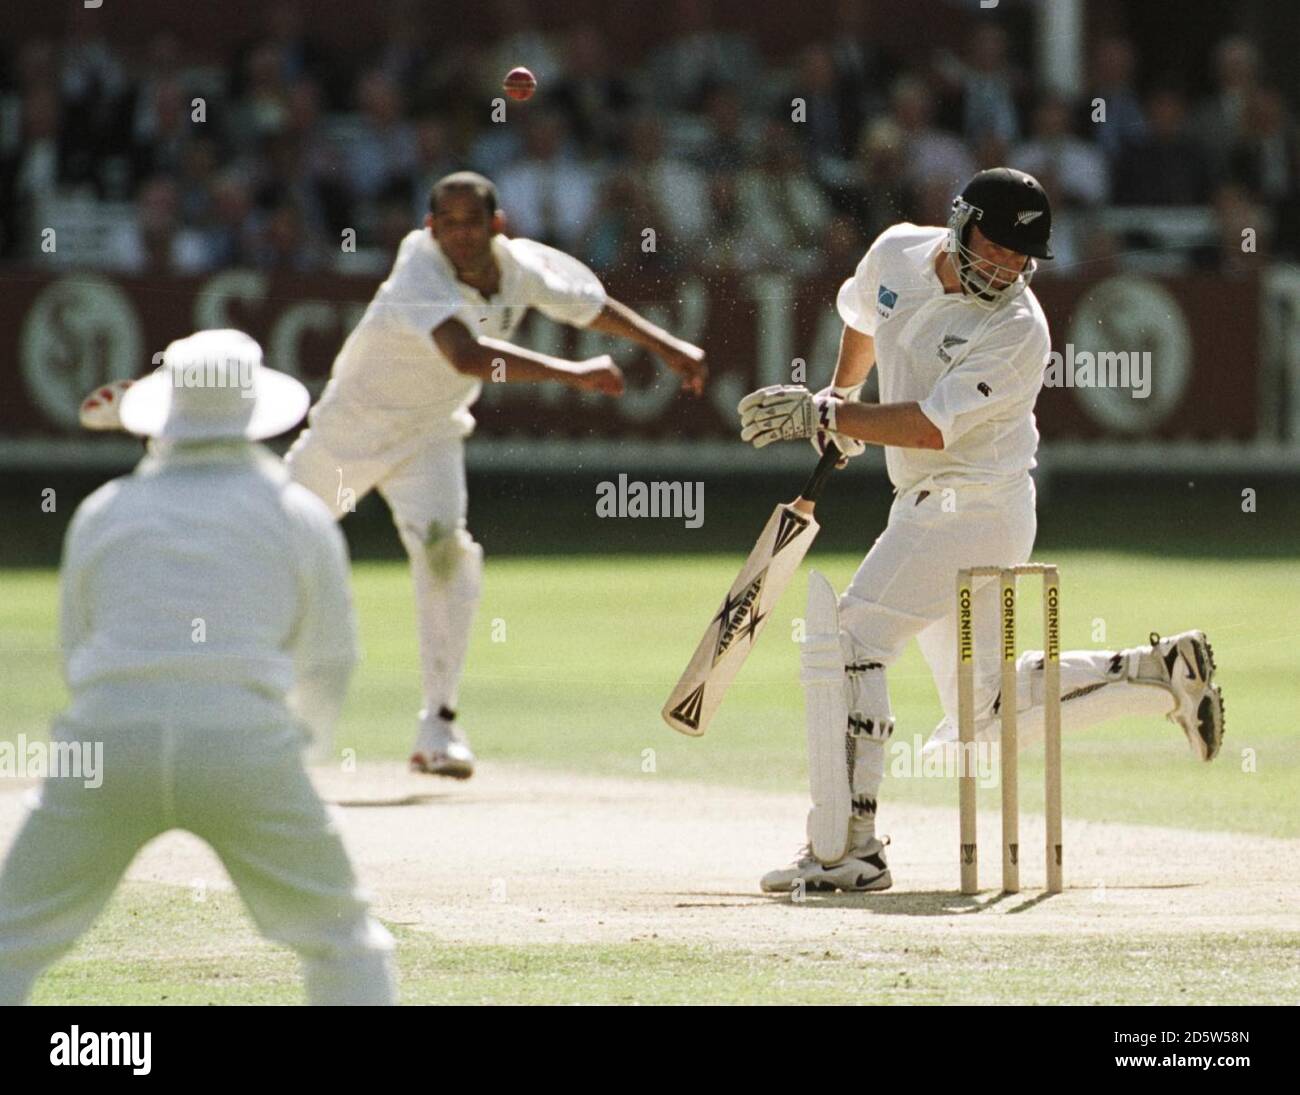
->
<box><xmin>956</xmin><ymin>167</ymin><xmax>1054</xmax><ymax>259</ymax></box>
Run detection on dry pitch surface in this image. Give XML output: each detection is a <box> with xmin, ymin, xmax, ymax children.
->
<box><xmin>3</xmin><ymin>762</ymin><xmax>1298</xmax><ymax>1004</ymax></box>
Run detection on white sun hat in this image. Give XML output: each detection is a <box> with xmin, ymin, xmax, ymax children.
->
<box><xmin>119</xmin><ymin>328</ymin><xmax>310</xmax><ymax>441</ymax></box>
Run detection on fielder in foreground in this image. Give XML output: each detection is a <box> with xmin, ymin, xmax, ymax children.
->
<box><xmin>0</xmin><ymin>331</ymin><xmax>395</xmax><ymax>1005</ymax></box>
<box><xmin>737</xmin><ymin>168</ymin><xmax>1225</xmax><ymax>894</ymax></box>
<box><xmin>286</xmin><ymin>171</ymin><xmax>706</xmax><ymax>779</ymax></box>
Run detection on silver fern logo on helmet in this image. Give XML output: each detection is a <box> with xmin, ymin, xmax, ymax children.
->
<box><xmin>946</xmin><ymin>196</ymin><xmax>1036</xmax><ymax>309</ymax></box>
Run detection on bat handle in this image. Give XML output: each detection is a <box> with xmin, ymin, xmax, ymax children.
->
<box><xmin>797</xmin><ymin>443</ymin><xmax>840</xmax><ymax>503</ymax></box>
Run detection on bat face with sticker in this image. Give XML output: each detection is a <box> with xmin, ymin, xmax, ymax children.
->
<box><xmin>662</xmin><ymin>445</ymin><xmax>839</xmax><ymax>736</ymax></box>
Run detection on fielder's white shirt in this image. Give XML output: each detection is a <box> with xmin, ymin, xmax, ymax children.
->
<box><xmin>836</xmin><ymin>223</ymin><xmax>1051</xmax><ymax>491</ymax></box>
<box><xmin>59</xmin><ymin>440</ymin><xmax>357</xmax><ymax>735</ymax></box>
<box><xmin>307</xmin><ymin>231</ymin><xmax>607</xmax><ymax>457</ymax></box>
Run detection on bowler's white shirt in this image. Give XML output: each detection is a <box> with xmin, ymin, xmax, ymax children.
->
<box><xmin>307</xmin><ymin>231</ymin><xmax>607</xmax><ymax>458</ymax></box>
<box><xmin>836</xmin><ymin>223</ymin><xmax>1051</xmax><ymax>491</ymax></box>
<box><xmin>59</xmin><ymin>440</ymin><xmax>357</xmax><ymax>734</ymax></box>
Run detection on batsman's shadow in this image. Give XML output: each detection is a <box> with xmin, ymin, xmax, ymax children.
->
<box><xmin>327</xmin><ymin>792</ymin><xmax>479</xmax><ymax>807</ymax></box>
<box><xmin>760</xmin><ymin>889</ymin><xmax>1052</xmax><ymax>915</ymax></box>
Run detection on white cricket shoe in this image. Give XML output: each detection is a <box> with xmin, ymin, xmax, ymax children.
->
<box><xmin>760</xmin><ymin>837</ymin><xmax>892</xmax><ymax>894</ymax></box>
<box><xmin>409</xmin><ymin>717</ymin><xmax>475</xmax><ymax>779</ymax></box>
<box><xmin>1144</xmin><ymin>630</ymin><xmax>1224</xmax><ymax>762</ymax></box>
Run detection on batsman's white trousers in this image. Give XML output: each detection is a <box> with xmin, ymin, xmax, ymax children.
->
<box><xmin>838</xmin><ymin>473</ymin><xmax>1169</xmax><ymax>749</ymax></box>
<box><xmin>286</xmin><ymin>427</ymin><xmax>482</xmax><ymax>716</ymax></box>
<box><xmin>0</xmin><ymin>704</ymin><xmax>395</xmax><ymax>1005</ymax></box>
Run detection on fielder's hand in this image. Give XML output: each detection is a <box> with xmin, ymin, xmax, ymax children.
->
<box><xmin>811</xmin><ymin>383</ymin><xmax>867</xmax><ymax>466</ymax></box>
<box><xmin>568</xmin><ymin>355</ymin><xmax>626</xmax><ymax>396</ymax></box>
<box><xmin>79</xmin><ymin>379</ymin><xmax>135</xmax><ymax>431</ymax></box>
<box><xmin>660</xmin><ymin>341</ymin><xmax>707</xmax><ymax>396</ymax></box>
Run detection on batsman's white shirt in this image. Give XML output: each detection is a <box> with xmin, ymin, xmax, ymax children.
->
<box><xmin>305</xmin><ymin>230</ymin><xmax>607</xmax><ymax>460</ymax></box>
<box><xmin>836</xmin><ymin>223</ymin><xmax>1051</xmax><ymax>492</ymax></box>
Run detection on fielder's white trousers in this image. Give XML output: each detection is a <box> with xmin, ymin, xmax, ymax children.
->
<box><xmin>838</xmin><ymin>474</ymin><xmax>1170</xmax><ymax>749</ymax></box>
<box><xmin>285</xmin><ymin>427</ymin><xmax>482</xmax><ymax>719</ymax></box>
<box><xmin>0</xmin><ymin>705</ymin><xmax>395</xmax><ymax>1005</ymax></box>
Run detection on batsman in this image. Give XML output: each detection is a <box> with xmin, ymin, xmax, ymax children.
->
<box><xmin>737</xmin><ymin>168</ymin><xmax>1225</xmax><ymax>894</ymax></box>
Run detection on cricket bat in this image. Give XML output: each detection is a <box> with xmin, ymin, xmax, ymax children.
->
<box><xmin>662</xmin><ymin>444</ymin><xmax>840</xmax><ymax>736</ymax></box>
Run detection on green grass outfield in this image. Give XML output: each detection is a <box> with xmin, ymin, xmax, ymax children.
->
<box><xmin>4</xmin><ymin>552</ymin><xmax>1297</xmax><ymax>837</ymax></box>
<box><xmin>3</xmin><ymin>552</ymin><xmax>1298</xmax><ymax>1005</ymax></box>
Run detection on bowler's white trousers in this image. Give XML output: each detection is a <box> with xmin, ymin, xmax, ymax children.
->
<box><xmin>838</xmin><ymin>473</ymin><xmax>1170</xmax><ymax>749</ymax></box>
<box><xmin>0</xmin><ymin>692</ymin><xmax>395</xmax><ymax>1005</ymax></box>
<box><xmin>285</xmin><ymin>424</ymin><xmax>481</xmax><ymax>724</ymax></box>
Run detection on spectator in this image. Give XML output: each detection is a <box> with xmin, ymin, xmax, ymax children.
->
<box><xmin>228</xmin><ymin>43</ymin><xmax>292</xmax><ymax>149</ymax></box>
<box><xmin>1114</xmin><ymin>88</ymin><xmax>1212</xmax><ymax>205</ymax></box>
<box><xmin>120</xmin><ymin>175</ymin><xmax>210</xmax><ymax>274</ymax></box>
<box><xmin>175</xmin><ymin>135</ymin><xmax>221</xmax><ymax>226</ymax></box>
<box><xmin>254</xmin><ymin>133</ymin><xmax>330</xmax><ymax>244</ymax></box>
<box><xmin>1192</xmin><ymin>183</ymin><xmax>1268</xmax><ymax>275</ymax></box>
<box><xmin>825</xmin><ymin>0</ymin><xmax>887</xmax><ymax>123</ymax></box>
<box><xmin>647</xmin><ymin>0</ymin><xmax>763</xmax><ymax>111</ymax></box>
<box><xmin>251</xmin><ymin>200</ymin><xmax>325</xmax><ymax>272</ymax></box>
<box><xmin>581</xmin><ymin>172</ymin><xmax>681</xmax><ymax>274</ymax></box>
<box><xmin>490</xmin><ymin>0</ymin><xmax>565</xmax><ymax>87</ymax></box>
<box><xmin>239</xmin><ymin>1</ymin><xmax>334</xmax><ymax>102</ymax></box>
<box><xmin>372</xmin><ymin>0</ymin><xmax>430</xmax><ymax>91</ymax></box>
<box><xmin>1227</xmin><ymin>89</ymin><xmax>1300</xmax><ymax>258</ymax></box>
<box><xmin>688</xmin><ymin>84</ymin><xmax>754</xmax><ymax>171</ymax></box>
<box><xmin>739</xmin><ymin>122</ymin><xmax>831</xmax><ymax>272</ymax></box>
<box><xmin>1088</xmin><ymin>36</ymin><xmax>1146</xmax><ymax>163</ymax></box>
<box><xmin>1192</xmin><ymin>36</ymin><xmax>1262</xmax><ymax>176</ymax></box>
<box><xmin>790</xmin><ymin>44</ymin><xmax>863</xmax><ymax>173</ymax></box>
<box><xmin>624</xmin><ymin>114</ymin><xmax>709</xmax><ymax>255</ymax></box>
<box><xmin>936</xmin><ymin>25</ymin><xmax>1022</xmax><ymax>146</ymax></box>
<box><xmin>130</xmin><ymin>77</ymin><xmax>192</xmax><ymax>183</ymax></box>
<box><xmin>202</xmin><ymin>169</ymin><xmax>261</xmax><ymax>268</ymax></box>
<box><xmin>549</xmin><ymin>26</ymin><xmax>636</xmax><ymax>156</ymax></box>
<box><xmin>58</xmin><ymin>19</ymin><xmax>129</xmax><ymax>188</ymax></box>
<box><xmin>1228</xmin><ymin>89</ymin><xmax>1298</xmax><ymax>203</ymax></box>
<box><xmin>846</xmin><ymin>117</ymin><xmax>918</xmax><ymax>242</ymax></box>
<box><xmin>410</xmin><ymin>117</ymin><xmax>459</xmax><ymax>221</ymax></box>
<box><xmin>345</xmin><ymin>71</ymin><xmax>418</xmax><ymax>204</ymax></box>
<box><xmin>0</xmin><ymin>86</ymin><xmax>67</xmax><ymax>258</ymax></box>
<box><xmin>889</xmin><ymin>75</ymin><xmax>974</xmax><ymax>213</ymax></box>
<box><xmin>1012</xmin><ymin>95</ymin><xmax>1109</xmax><ymax>207</ymax></box>
<box><xmin>699</xmin><ymin>171</ymin><xmax>769</xmax><ymax>273</ymax></box>
<box><xmin>496</xmin><ymin>112</ymin><xmax>598</xmax><ymax>250</ymax></box>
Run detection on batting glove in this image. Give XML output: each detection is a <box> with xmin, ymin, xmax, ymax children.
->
<box><xmin>739</xmin><ymin>384</ymin><xmax>831</xmax><ymax>448</ymax></box>
<box><xmin>811</xmin><ymin>383</ymin><xmax>867</xmax><ymax>465</ymax></box>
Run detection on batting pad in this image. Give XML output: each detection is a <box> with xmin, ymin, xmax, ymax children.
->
<box><xmin>802</xmin><ymin>570</ymin><xmax>852</xmax><ymax>863</ymax></box>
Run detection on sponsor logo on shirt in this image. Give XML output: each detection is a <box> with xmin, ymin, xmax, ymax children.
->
<box><xmin>876</xmin><ymin>284</ymin><xmax>898</xmax><ymax>318</ymax></box>
<box><xmin>937</xmin><ymin>334</ymin><xmax>968</xmax><ymax>365</ymax></box>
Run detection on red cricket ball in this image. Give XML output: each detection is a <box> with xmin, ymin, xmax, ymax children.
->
<box><xmin>503</xmin><ymin>66</ymin><xmax>537</xmax><ymax>102</ymax></box>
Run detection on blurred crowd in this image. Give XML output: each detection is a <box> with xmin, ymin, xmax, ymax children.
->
<box><xmin>2</xmin><ymin>0</ymin><xmax>1297</xmax><ymax>280</ymax></box>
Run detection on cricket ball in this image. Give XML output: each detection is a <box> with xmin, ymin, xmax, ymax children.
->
<box><xmin>503</xmin><ymin>66</ymin><xmax>537</xmax><ymax>101</ymax></box>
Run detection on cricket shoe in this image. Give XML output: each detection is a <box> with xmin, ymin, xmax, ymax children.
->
<box><xmin>1142</xmin><ymin>630</ymin><xmax>1224</xmax><ymax>762</ymax></box>
<box><xmin>409</xmin><ymin>718</ymin><xmax>475</xmax><ymax>779</ymax></box>
<box><xmin>760</xmin><ymin>837</ymin><xmax>892</xmax><ymax>894</ymax></box>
